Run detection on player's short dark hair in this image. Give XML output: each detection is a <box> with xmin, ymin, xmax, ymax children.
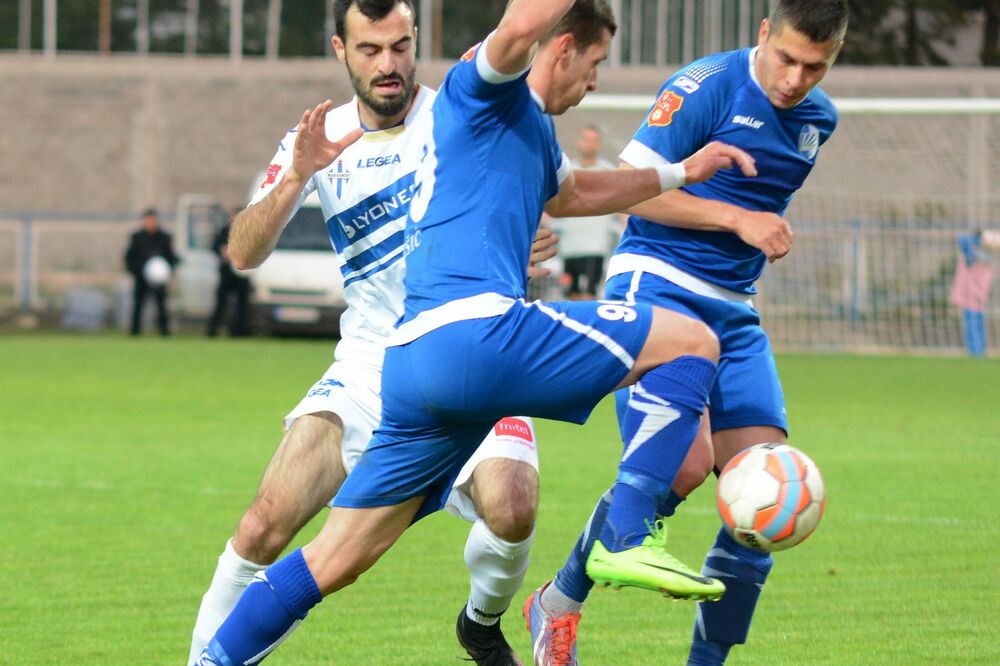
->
<box><xmin>542</xmin><ymin>0</ymin><xmax>617</xmax><ymax>51</ymax></box>
<box><xmin>770</xmin><ymin>0</ymin><xmax>849</xmax><ymax>44</ymax></box>
<box><xmin>141</xmin><ymin>207</ymin><xmax>159</xmax><ymax>218</ymax></box>
<box><xmin>333</xmin><ymin>0</ymin><xmax>415</xmax><ymax>42</ymax></box>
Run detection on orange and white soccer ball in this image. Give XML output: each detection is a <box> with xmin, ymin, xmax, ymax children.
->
<box><xmin>716</xmin><ymin>443</ymin><xmax>825</xmax><ymax>552</ymax></box>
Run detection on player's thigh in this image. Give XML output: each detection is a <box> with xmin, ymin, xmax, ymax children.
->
<box><xmin>447</xmin><ymin>417</ymin><xmax>540</xmax><ymax>526</ymax></box>
<box><xmin>712</xmin><ymin>425</ymin><xmax>786</xmax><ymax>470</ymax></box>
<box><xmin>618</xmin><ymin>305</ymin><xmax>719</xmax><ymax>389</ymax></box>
<box><xmin>255</xmin><ymin>411</ymin><xmax>348</xmax><ymax>522</ymax></box>
<box><xmin>254</xmin><ymin>360</ymin><xmax>383</xmax><ymax>522</ymax></box>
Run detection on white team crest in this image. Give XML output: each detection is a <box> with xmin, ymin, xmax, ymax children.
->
<box><xmin>798</xmin><ymin>124</ymin><xmax>820</xmax><ymax>161</ymax></box>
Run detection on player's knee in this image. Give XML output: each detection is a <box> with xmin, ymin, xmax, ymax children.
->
<box><xmin>483</xmin><ymin>498</ymin><xmax>536</xmax><ymax>543</ymax></box>
<box><xmin>673</xmin><ymin>459</ymin><xmax>712</xmax><ymax>497</ymax></box>
<box><xmin>649</xmin><ymin>309</ymin><xmax>719</xmax><ymax>363</ymax></box>
<box><xmin>682</xmin><ymin>317</ymin><xmax>720</xmax><ymax>362</ymax></box>
<box><xmin>234</xmin><ymin>499</ymin><xmax>295</xmax><ymax>564</ymax></box>
<box><xmin>480</xmin><ymin>474</ymin><xmax>538</xmax><ymax>543</ymax></box>
<box><xmin>673</xmin><ymin>430</ymin><xmax>714</xmax><ymax>496</ymax></box>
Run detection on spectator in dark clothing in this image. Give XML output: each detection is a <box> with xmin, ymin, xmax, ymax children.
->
<box><xmin>124</xmin><ymin>208</ymin><xmax>178</xmax><ymax>336</ymax></box>
<box><xmin>207</xmin><ymin>210</ymin><xmax>253</xmax><ymax>337</ymax></box>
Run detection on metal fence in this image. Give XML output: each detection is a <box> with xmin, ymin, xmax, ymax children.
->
<box><xmin>8</xmin><ymin>0</ymin><xmax>772</xmax><ymax>65</ymax></box>
<box><xmin>3</xmin><ymin>211</ymin><xmax>995</xmax><ymax>355</ymax></box>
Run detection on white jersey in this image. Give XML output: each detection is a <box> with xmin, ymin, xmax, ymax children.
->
<box><xmin>250</xmin><ymin>86</ymin><xmax>436</xmax><ymax>366</ymax></box>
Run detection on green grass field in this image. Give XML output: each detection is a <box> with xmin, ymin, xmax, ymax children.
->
<box><xmin>2</xmin><ymin>333</ymin><xmax>998</xmax><ymax>664</ymax></box>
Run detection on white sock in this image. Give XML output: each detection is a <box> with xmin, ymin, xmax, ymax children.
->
<box><xmin>540</xmin><ymin>581</ymin><xmax>584</xmax><ymax>616</ymax></box>
<box><xmin>464</xmin><ymin>519</ymin><xmax>534</xmax><ymax>626</ymax></box>
<box><xmin>187</xmin><ymin>538</ymin><xmax>268</xmax><ymax>665</ymax></box>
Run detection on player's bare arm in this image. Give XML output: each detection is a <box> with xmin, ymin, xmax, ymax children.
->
<box><xmin>229</xmin><ymin>101</ymin><xmax>363</xmax><ymax>270</ymax></box>
<box><xmin>622</xmin><ymin>164</ymin><xmax>794</xmax><ymax>262</ymax></box>
<box><xmin>545</xmin><ymin>141</ymin><xmax>756</xmax><ymax>219</ymax></box>
<box><xmin>486</xmin><ymin>0</ymin><xmax>577</xmax><ymax>75</ymax></box>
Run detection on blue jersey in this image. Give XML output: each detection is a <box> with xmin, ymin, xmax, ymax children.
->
<box><xmin>400</xmin><ymin>38</ymin><xmax>569</xmax><ymax>327</ymax></box>
<box><xmin>616</xmin><ymin>47</ymin><xmax>838</xmax><ymax>294</ymax></box>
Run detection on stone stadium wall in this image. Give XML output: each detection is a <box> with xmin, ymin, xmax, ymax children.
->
<box><xmin>3</xmin><ymin>53</ymin><xmax>1000</xmax><ymax>215</ymax></box>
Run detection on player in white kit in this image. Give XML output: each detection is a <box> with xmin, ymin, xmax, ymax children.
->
<box><xmin>186</xmin><ymin>2</ymin><xmax>551</xmax><ymax>664</ymax></box>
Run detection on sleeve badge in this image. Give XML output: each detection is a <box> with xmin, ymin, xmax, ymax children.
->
<box><xmin>647</xmin><ymin>91</ymin><xmax>684</xmax><ymax>127</ymax></box>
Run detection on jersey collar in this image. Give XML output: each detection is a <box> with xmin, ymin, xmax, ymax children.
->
<box><xmin>529</xmin><ymin>88</ymin><xmax>546</xmax><ymax>113</ymax></box>
<box><xmin>748</xmin><ymin>47</ymin><xmax>763</xmax><ymax>91</ymax></box>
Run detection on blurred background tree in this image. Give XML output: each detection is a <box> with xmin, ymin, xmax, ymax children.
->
<box><xmin>2</xmin><ymin>0</ymin><xmax>998</xmax><ymax>66</ymax></box>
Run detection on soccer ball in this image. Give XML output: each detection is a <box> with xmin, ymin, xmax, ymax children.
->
<box><xmin>716</xmin><ymin>443</ymin><xmax>825</xmax><ymax>552</ymax></box>
<box><xmin>143</xmin><ymin>256</ymin><xmax>172</xmax><ymax>286</ymax></box>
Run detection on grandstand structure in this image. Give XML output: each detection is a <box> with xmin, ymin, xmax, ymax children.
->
<box><xmin>1</xmin><ymin>52</ymin><xmax>999</xmax><ymax>354</ymax></box>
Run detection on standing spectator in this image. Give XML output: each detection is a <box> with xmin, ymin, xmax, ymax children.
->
<box><xmin>207</xmin><ymin>208</ymin><xmax>252</xmax><ymax>337</ymax></box>
<box><xmin>124</xmin><ymin>207</ymin><xmax>178</xmax><ymax>336</ymax></box>
<box><xmin>950</xmin><ymin>230</ymin><xmax>996</xmax><ymax>357</ymax></box>
<box><xmin>548</xmin><ymin>125</ymin><xmax>623</xmax><ymax>299</ymax></box>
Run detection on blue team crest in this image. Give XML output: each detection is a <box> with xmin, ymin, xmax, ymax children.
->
<box><xmin>327</xmin><ymin>160</ymin><xmax>352</xmax><ymax>198</ymax></box>
<box><xmin>798</xmin><ymin>124</ymin><xmax>820</xmax><ymax>161</ymax></box>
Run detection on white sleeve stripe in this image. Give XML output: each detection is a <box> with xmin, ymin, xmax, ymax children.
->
<box><xmin>619</xmin><ymin>140</ymin><xmax>669</xmax><ymax>169</ymax></box>
<box><xmin>557</xmin><ymin>151</ymin><xmax>572</xmax><ymax>185</ymax></box>
<box><xmin>476</xmin><ymin>31</ymin><xmax>533</xmax><ymax>85</ymax></box>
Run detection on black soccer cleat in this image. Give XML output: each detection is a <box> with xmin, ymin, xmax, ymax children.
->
<box><xmin>456</xmin><ymin>607</ymin><xmax>525</xmax><ymax>666</ymax></box>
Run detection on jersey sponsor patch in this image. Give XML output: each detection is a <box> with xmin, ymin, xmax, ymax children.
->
<box><xmin>494</xmin><ymin>417</ymin><xmax>534</xmax><ymax>443</ymax></box>
<box><xmin>260</xmin><ymin>163</ymin><xmax>282</xmax><ymax>189</ymax></box>
<box><xmin>648</xmin><ymin>91</ymin><xmax>684</xmax><ymax>127</ymax></box>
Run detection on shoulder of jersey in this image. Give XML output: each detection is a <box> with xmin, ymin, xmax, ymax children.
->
<box><xmin>324</xmin><ymin>101</ymin><xmax>361</xmax><ymax>132</ymax></box>
<box><xmin>411</xmin><ymin>85</ymin><xmax>439</xmax><ymax>116</ymax></box>
<box><xmin>669</xmin><ymin>49</ymin><xmax>745</xmax><ymax>95</ymax></box>
<box><xmin>805</xmin><ymin>85</ymin><xmax>839</xmax><ymax>122</ymax></box>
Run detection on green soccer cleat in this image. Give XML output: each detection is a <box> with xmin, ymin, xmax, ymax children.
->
<box><xmin>585</xmin><ymin>520</ymin><xmax>726</xmax><ymax>601</ymax></box>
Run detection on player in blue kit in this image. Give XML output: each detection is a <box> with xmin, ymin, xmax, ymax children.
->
<box><xmin>186</xmin><ymin>3</ymin><xmax>562</xmax><ymax>665</ymax></box>
<box><xmin>195</xmin><ymin>1</ymin><xmax>756</xmax><ymax>664</ymax></box>
<box><xmin>525</xmin><ymin>1</ymin><xmax>849</xmax><ymax>664</ymax></box>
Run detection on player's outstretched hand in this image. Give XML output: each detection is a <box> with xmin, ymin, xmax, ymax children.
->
<box><xmin>528</xmin><ymin>226</ymin><xmax>559</xmax><ymax>278</ymax></box>
<box><xmin>682</xmin><ymin>141</ymin><xmax>757</xmax><ymax>185</ymax></box>
<box><xmin>735</xmin><ymin>211</ymin><xmax>794</xmax><ymax>262</ymax></box>
<box><xmin>290</xmin><ymin>100</ymin><xmax>364</xmax><ymax>183</ymax></box>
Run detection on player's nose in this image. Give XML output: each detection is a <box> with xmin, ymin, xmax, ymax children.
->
<box><xmin>785</xmin><ymin>65</ymin><xmax>805</xmax><ymax>90</ymax></box>
<box><xmin>377</xmin><ymin>51</ymin><xmax>395</xmax><ymax>74</ymax></box>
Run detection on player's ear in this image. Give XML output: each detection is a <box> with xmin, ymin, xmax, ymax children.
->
<box><xmin>554</xmin><ymin>32</ymin><xmax>575</xmax><ymax>65</ymax></box>
<box><xmin>332</xmin><ymin>35</ymin><xmax>347</xmax><ymax>63</ymax></box>
<box><xmin>758</xmin><ymin>18</ymin><xmax>770</xmax><ymax>46</ymax></box>
<box><xmin>828</xmin><ymin>39</ymin><xmax>844</xmax><ymax>67</ymax></box>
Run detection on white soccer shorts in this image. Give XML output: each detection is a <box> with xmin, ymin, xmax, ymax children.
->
<box><xmin>284</xmin><ymin>359</ymin><xmax>539</xmax><ymax>522</ymax></box>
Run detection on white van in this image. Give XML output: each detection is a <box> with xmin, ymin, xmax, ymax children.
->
<box><xmin>247</xmin><ymin>188</ymin><xmax>346</xmax><ymax>335</ymax></box>
<box><xmin>173</xmin><ymin>188</ymin><xmax>345</xmax><ymax>336</ymax></box>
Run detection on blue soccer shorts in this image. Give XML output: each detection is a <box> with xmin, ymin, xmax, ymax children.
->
<box><xmin>605</xmin><ymin>270</ymin><xmax>787</xmax><ymax>435</ymax></box>
<box><xmin>333</xmin><ymin>297</ymin><xmax>654</xmax><ymax>521</ymax></box>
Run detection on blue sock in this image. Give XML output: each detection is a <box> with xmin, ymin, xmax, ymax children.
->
<box><xmin>553</xmin><ymin>489</ymin><xmax>612</xmax><ymax>602</ymax></box>
<box><xmin>200</xmin><ymin>548</ymin><xmax>322</xmax><ymax>665</ymax></box>
<box><xmin>688</xmin><ymin>528</ymin><xmax>773</xmax><ymax>665</ymax></box>
<box><xmin>599</xmin><ymin>356</ymin><xmax>716</xmax><ymax>551</ymax></box>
